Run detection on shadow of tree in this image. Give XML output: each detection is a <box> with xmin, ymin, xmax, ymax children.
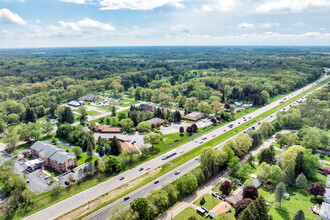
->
<box><xmin>274</xmin><ymin>206</ymin><xmax>291</xmax><ymax>220</ymax></box>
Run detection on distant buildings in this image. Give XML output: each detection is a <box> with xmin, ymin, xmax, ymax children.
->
<box><xmin>78</xmin><ymin>94</ymin><xmax>99</xmax><ymax>102</ymax></box>
<box><xmin>146</xmin><ymin>118</ymin><xmax>164</xmax><ymax>127</ymax></box>
<box><xmin>94</xmin><ymin>122</ymin><xmax>122</xmax><ymax>133</ymax></box>
<box><xmin>30</xmin><ymin>141</ymin><xmax>77</xmax><ymax>172</ymax></box>
<box><xmin>183</xmin><ymin>112</ymin><xmax>205</xmax><ymax>122</ymax></box>
<box><xmin>140</xmin><ymin>104</ymin><xmax>155</xmax><ymax>111</ymax></box>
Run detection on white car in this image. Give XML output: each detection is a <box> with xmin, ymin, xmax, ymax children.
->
<box><xmin>146</xmin><ymin>167</ymin><xmax>151</xmax><ymax>170</ymax></box>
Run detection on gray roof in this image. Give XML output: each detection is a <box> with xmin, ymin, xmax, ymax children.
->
<box><xmin>49</xmin><ymin>151</ymin><xmax>76</xmax><ymax>164</ymax></box>
<box><xmin>320</xmin><ymin>202</ymin><xmax>330</xmax><ymax>220</ymax></box>
<box><xmin>253</xmin><ymin>178</ymin><xmax>262</xmax><ymax>188</ymax></box>
<box><xmin>146</xmin><ymin>118</ymin><xmax>164</xmax><ymax>124</ymax></box>
<box><xmin>327</xmin><ymin>175</ymin><xmax>330</xmax><ymax>188</ymax></box>
<box><xmin>31</xmin><ymin>141</ymin><xmax>64</xmax><ymax>158</ymax></box>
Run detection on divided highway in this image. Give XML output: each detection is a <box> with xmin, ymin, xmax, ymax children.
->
<box><xmin>24</xmin><ymin>75</ymin><xmax>329</xmax><ymax>220</ymax></box>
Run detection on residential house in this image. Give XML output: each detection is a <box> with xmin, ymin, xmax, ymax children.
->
<box><xmin>68</xmin><ymin>101</ymin><xmax>81</xmax><ymax>107</ymax></box>
<box><xmin>94</xmin><ymin>123</ymin><xmax>122</xmax><ymax>133</ymax></box>
<box><xmin>146</xmin><ymin>118</ymin><xmax>164</xmax><ymax>127</ymax></box>
<box><xmin>108</xmin><ymin>137</ymin><xmax>137</xmax><ymax>153</ymax></box>
<box><xmin>78</xmin><ymin>94</ymin><xmax>99</xmax><ymax>102</ymax></box>
<box><xmin>30</xmin><ymin>141</ymin><xmax>77</xmax><ymax>172</ymax></box>
<box><xmin>140</xmin><ymin>104</ymin><xmax>155</xmax><ymax>111</ymax></box>
<box><xmin>226</xmin><ymin>188</ymin><xmax>243</xmax><ymax>205</ymax></box>
<box><xmin>183</xmin><ymin>112</ymin><xmax>205</xmax><ymax>122</ymax></box>
<box><xmin>319</xmin><ymin>175</ymin><xmax>330</xmax><ymax>220</ymax></box>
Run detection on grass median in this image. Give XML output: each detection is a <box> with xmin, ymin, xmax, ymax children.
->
<box><xmin>75</xmin><ymin>78</ymin><xmax>329</xmax><ymax>219</ymax></box>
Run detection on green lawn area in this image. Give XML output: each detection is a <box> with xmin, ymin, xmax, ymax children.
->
<box><xmin>61</xmin><ymin>144</ymin><xmax>97</xmax><ymax>166</ymax></box>
<box><xmin>45</xmin><ymin>167</ymin><xmax>61</xmax><ymax>177</ymax></box>
<box><xmin>195</xmin><ymin>194</ymin><xmax>221</xmax><ymax>210</ymax></box>
<box><xmin>259</xmin><ymin>187</ymin><xmax>320</xmax><ymax>220</ymax></box>
<box><xmin>117</xmin><ymin>98</ymin><xmax>140</xmax><ymax>107</ymax></box>
<box><xmin>0</xmin><ymin>180</ymin><xmax>4</xmax><ymax>189</ymax></box>
<box><xmin>86</xmin><ymin>110</ymin><xmax>100</xmax><ymax>116</ymax></box>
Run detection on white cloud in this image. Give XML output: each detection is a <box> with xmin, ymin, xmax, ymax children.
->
<box><xmin>201</xmin><ymin>0</ymin><xmax>236</xmax><ymax>12</ymax></box>
<box><xmin>58</xmin><ymin>18</ymin><xmax>115</xmax><ymax>31</ymax></box>
<box><xmin>255</xmin><ymin>0</ymin><xmax>330</xmax><ymax>14</ymax></box>
<box><xmin>237</xmin><ymin>22</ymin><xmax>254</xmax><ymax>29</ymax></box>
<box><xmin>0</xmin><ymin>8</ymin><xmax>26</xmax><ymax>25</ymax></box>
<box><xmin>99</xmin><ymin>0</ymin><xmax>185</xmax><ymax>10</ymax></box>
<box><xmin>60</xmin><ymin>0</ymin><xmax>87</xmax><ymax>4</ymax></box>
<box><xmin>259</xmin><ymin>23</ymin><xmax>280</xmax><ymax>28</ymax></box>
<box><xmin>171</xmin><ymin>24</ymin><xmax>189</xmax><ymax>33</ymax></box>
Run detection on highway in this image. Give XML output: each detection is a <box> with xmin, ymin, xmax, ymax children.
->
<box><xmin>83</xmin><ymin>75</ymin><xmax>330</xmax><ymax>220</ymax></box>
<box><xmin>24</xmin><ymin>75</ymin><xmax>329</xmax><ymax>220</ymax></box>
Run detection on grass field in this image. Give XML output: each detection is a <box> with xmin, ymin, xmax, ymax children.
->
<box><xmin>117</xmin><ymin>98</ymin><xmax>140</xmax><ymax>107</ymax></box>
<box><xmin>195</xmin><ymin>194</ymin><xmax>221</xmax><ymax>210</ymax></box>
<box><xmin>174</xmin><ymin>207</ymin><xmax>234</xmax><ymax>220</ymax></box>
<box><xmin>86</xmin><ymin>110</ymin><xmax>100</xmax><ymax>116</ymax></box>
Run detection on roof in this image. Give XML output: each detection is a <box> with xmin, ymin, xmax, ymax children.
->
<box><xmin>320</xmin><ymin>202</ymin><xmax>330</xmax><ymax>219</ymax></box>
<box><xmin>68</xmin><ymin>101</ymin><xmax>81</xmax><ymax>107</ymax></box>
<box><xmin>327</xmin><ymin>175</ymin><xmax>330</xmax><ymax>188</ymax></box>
<box><xmin>226</xmin><ymin>188</ymin><xmax>243</xmax><ymax>205</ymax></box>
<box><xmin>31</xmin><ymin>141</ymin><xmax>64</xmax><ymax>158</ymax></box>
<box><xmin>49</xmin><ymin>151</ymin><xmax>76</xmax><ymax>164</ymax></box>
<box><xmin>77</xmin><ymin>94</ymin><xmax>99</xmax><ymax>102</ymax></box>
<box><xmin>108</xmin><ymin>137</ymin><xmax>137</xmax><ymax>153</ymax></box>
<box><xmin>253</xmin><ymin>178</ymin><xmax>262</xmax><ymax>188</ymax></box>
<box><xmin>210</xmin><ymin>202</ymin><xmax>232</xmax><ymax>215</ymax></box>
<box><xmin>325</xmin><ymin>188</ymin><xmax>330</xmax><ymax>201</ymax></box>
<box><xmin>196</xmin><ymin>207</ymin><xmax>205</xmax><ymax>214</ymax></box>
<box><xmin>98</xmin><ymin>125</ymin><xmax>122</xmax><ymax>133</ymax></box>
<box><xmin>183</xmin><ymin>111</ymin><xmax>204</xmax><ymax>121</ymax></box>
<box><xmin>25</xmin><ymin>158</ymin><xmax>44</xmax><ymax>167</ymax></box>
<box><xmin>146</xmin><ymin>118</ymin><xmax>164</xmax><ymax>125</ymax></box>
<box><xmin>140</xmin><ymin>104</ymin><xmax>154</xmax><ymax>111</ymax></box>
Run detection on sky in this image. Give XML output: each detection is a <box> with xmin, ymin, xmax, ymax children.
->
<box><xmin>0</xmin><ymin>0</ymin><xmax>330</xmax><ymax>48</ymax></box>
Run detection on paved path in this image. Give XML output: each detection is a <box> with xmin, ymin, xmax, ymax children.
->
<box><xmin>24</xmin><ymin>75</ymin><xmax>329</xmax><ymax>220</ymax></box>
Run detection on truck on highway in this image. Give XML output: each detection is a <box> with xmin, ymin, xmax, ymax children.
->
<box><xmin>162</xmin><ymin>149</ymin><xmax>177</xmax><ymax>160</ymax></box>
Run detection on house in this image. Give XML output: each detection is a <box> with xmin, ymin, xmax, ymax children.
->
<box><xmin>226</xmin><ymin>188</ymin><xmax>243</xmax><ymax>205</ymax></box>
<box><xmin>68</xmin><ymin>101</ymin><xmax>81</xmax><ymax>107</ymax></box>
<box><xmin>325</xmin><ymin>189</ymin><xmax>330</xmax><ymax>204</ymax></box>
<box><xmin>210</xmin><ymin>202</ymin><xmax>232</xmax><ymax>216</ymax></box>
<box><xmin>250</xmin><ymin>174</ymin><xmax>262</xmax><ymax>188</ymax></box>
<box><xmin>108</xmin><ymin>137</ymin><xmax>137</xmax><ymax>153</ymax></box>
<box><xmin>30</xmin><ymin>141</ymin><xmax>77</xmax><ymax>172</ymax></box>
<box><xmin>77</xmin><ymin>94</ymin><xmax>99</xmax><ymax>102</ymax></box>
<box><xmin>234</xmin><ymin>102</ymin><xmax>243</xmax><ymax>107</ymax></box>
<box><xmin>140</xmin><ymin>104</ymin><xmax>155</xmax><ymax>111</ymax></box>
<box><xmin>95</xmin><ymin>123</ymin><xmax>122</xmax><ymax>133</ymax></box>
<box><xmin>146</xmin><ymin>118</ymin><xmax>164</xmax><ymax>127</ymax></box>
<box><xmin>320</xmin><ymin>202</ymin><xmax>330</xmax><ymax>220</ymax></box>
<box><xmin>183</xmin><ymin>112</ymin><xmax>205</xmax><ymax>122</ymax></box>
<box><xmin>327</xmin><ymin>175</ymin><xmax>330</xmax><ymax>188</ymax></box>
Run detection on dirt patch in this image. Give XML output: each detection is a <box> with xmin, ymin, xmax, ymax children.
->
<box><xmin>56</xmin><ymin>168</ymin><xmax>161</xmax><ymax>220</ymax></box>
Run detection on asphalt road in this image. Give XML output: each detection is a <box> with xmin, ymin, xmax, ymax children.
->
<box><xmin>24</xmin><ymin>75</ymin><xmax>329</xmax><ymax>220</ymax></box>
<box><xmin>83</xmin><ymin>76</ymin><xmax>329</xmax><ymax>220</ymax></box>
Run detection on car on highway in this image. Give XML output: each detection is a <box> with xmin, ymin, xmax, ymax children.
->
<box><xmin>120</xmin><ymin>177</ymin><xmax>124</xmax><ymax>180</ymax></box>
<box><xmin>258</xmin><ymin>122</ymin><xmax>261</xmax><ymax>125</ymax></box>
<box><xmin>244</xmin><ymin>119</ymin><xmax>247</xmax><ymax>121</ymax></box>
<box><xmin>223</xmin><ymin>129</ymin><xmax>226</xmax><ymax>132</ymax></box>
<box><xmin>124</xmin><ymin>196</ymin><xmax>130</xmax><ymax>201</ymax></box>
<box><xmin>64</xmin><ymin>181</ymin><xmax>70</xmax><ymax>185</ymax></box>
<box><xmin>71</xmin><ymin>177</ymin><xmax>76</xmax><ymax>182</ymax></box>
<box><xmin>238</xmin><ymin>122</ymin><xmax>240</xmax><ymax>124</ymax></box>
<box><xmin>26</xmin><ymin>179</ymin><xmax>30</xmax><ymax>183</ymax></box>
<box><xmin>146</xmin><ymin>167</ymin><xmax>150</xmax><ymax>170</ymax></box>
<box><xmin>71</xmin><ymin>169</ymin><xmax>75</xmax><ymax>173</ymax></box>
<box><xmin>154</xmin><ymin>180</ymin><xmax>159</xmax><ymax>184</ymax></box>
<box><xmin>212</xmin><ymin>134</ymin><xmax>216</xmax><ymax>137</ymax></box>
<box><xmin>175</xmin><ymin>170</ymin><xmax>180</xmax><ymax>175</ymax></box>
<box><xmin>139</xmin><ymin>168</ymin><xmax>144</xmax><ymax>171</ymax></box>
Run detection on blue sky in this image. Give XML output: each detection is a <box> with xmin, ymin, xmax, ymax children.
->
<box><xmin>0</xmin><ymin>0</ymin><xmax>330</xmax><ymax>48</ymax></box>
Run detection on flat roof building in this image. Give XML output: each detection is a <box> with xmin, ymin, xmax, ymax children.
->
<box><xmin>146</xmin><ymin>118</ymin><xmax>164</xmax><ymax>126</ymax></box>
<box><xmin>183</xmin><ymin>111</ymin><xmax>205</xmax><ymax>121</ymax></box>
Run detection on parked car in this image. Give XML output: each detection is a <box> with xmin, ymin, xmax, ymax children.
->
<box><xmin>124</xmin><ymin>196</ymin><xmax>130</xmax><ymax>201</ymax></box>
<box><xmin>64</xmin><ymin>181</ymin><xmax>70</xmax><ymax>185</ymax></box>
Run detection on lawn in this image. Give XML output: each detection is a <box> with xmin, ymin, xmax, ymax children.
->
<box><xmin>117</xmin><ymin>98</ymin><xmax>140</xmax><ymax>107</ymax></box>
<box><xmin>86</xmin><ymin>110</ymin><xmax>100</xmax><ymax>116</ymax></box>
<box><xmin>195</xmin><ymin>194</ymin><xmax>221</xmax><ymax>210</ymax></box>
<box><xmin>0</xmin><ymin>180</ymin><xmax>4</xmax><ymax>189</ymax></box>
<box><xmin>259</xmin><ymin>187</ymin><xmax>320</xmax><ymax>220</ymax></box>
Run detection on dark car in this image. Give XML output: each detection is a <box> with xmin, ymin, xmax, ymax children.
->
<box><xmin>258</xmin><ymin>122</ymin><xmax>261</xmax><ymax>125</ymax></box>
<box><xmin>139</xmin><ymin>168</ymin><xmax>144</xmax><ymax>171</ymax></box>
<box><xmin>252</xmin><ymin>126</ymin><xmax>255</xmax><ymax>130</ymax></box>
<box><xmin>238</xmin><ymin>122</ymin><xmax>240</xmax><ymax>124</ymax></box>
<box><xmin>154</xmin><ymin>180</ymin><xmax>159</xmax><ymax>184</ymax></box>
<box><xmin>64</xmin><ymin>181</ymin><xmax>70</xmax><ymax>185</ymax></box>
<box><xmin>124</xmin><ymin>196</ymin><xmax>130</xmax><ymax>201</ymax></box>
<box><xmin>120</xmin><ymin>177</ymin><xmax>124</xmax><ymax>181</ymax></box>
<box><xmin>71</xmin><ymin>169</ymin><xmax>75</xmax><ymax>173</ymax></box>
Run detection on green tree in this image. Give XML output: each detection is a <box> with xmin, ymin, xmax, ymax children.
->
<box><xmin>239</xmin><ymin>196</ymin><xmax>269</xmax><ymax>220</ymax></box>
<box><xmin>259</xmin><ymin>121</ymin><xmax>275</xmax><ymax>138</ymax></box>
<box><xmin>282</xmin><ymin>163</ymin><xmax>295</xmax><ymax>185</ymax></box>
<box><xmin>278</xmin><ymin>133</ymin><xmax>299</xmax><ymax>148</ymax></box>
<box><xmin>302</xmin><ymin>149</ymin><xmax>320</xmax><ymax>179</ymax></box>
<box><xmin>78</xmin><ymin>106</ymin><xmax>87</xmax><ymax>121</ymax></box>
<box><xmin>41</xmin><ymin>121</ymin><xmax>54</xmax><ymax>136</ymax></box>
<box><xmin>293</xmin><ymin>209</ymin><xmax>305</xmax><ymax>220</ymax></box>
<box><xmin>60</xmin><ymin>106</ymin><xmax>74</xmax><ymax>123</ymax></box>
<box><xmin>295</xmin><ymin>173</ymin><xmax>308</xmax><ymax>189</ymax></box>
<box><xmin>130</xmin><ymin>197</ymin><xmax>149</xmax><ymax>220</ymax></box>
<box><xmin>234</xmin><ymin>133</ymin><xmax>253</xmax><ymax>157</ymax></box>
<box><xmin>72</xmin><ymin>147</ymin><xmax>83</xmax><ymax>158</ymax></box>
<box><xmin>274</xmin><ymin>182</ymin><xmax>286</xmax><ymax>208</ymax></box>
<box><xmin>143</xmin><ymin>133</ymin><xmax>161</xmax><ymax>146</ymax></box>
<box><xmin>147</xmin><ymin>189</ymin><xmax>169</xmax><ymax>212</ymax></box>
<box><xmin>228</xmin><ymin>156</ymin><xmax>240</xmax><ymax>174</ymax></box>
<box><xmin>259</xmin><ymin>147</ymin><xmax>275</xmax><ymax>165</ymax></box>
<box><xmin>137</xmin><ymin>121</ymin><xmax>151</xmax><ymax>133</ymax></box>
<box><xmin>120</xmin><ymin>118</ymin><xmax>134</xmax><ymax>132</ymax></box>
<box><xmin>281</xmin><ymin>145</ymin><xmax>305</xmax><ymax>169</ymax></box>
<box><xmin>108</xmin><ymin>155</ymin><xmax>122</xmax><ymax>172</ymax></box>
<box><xmin>86</xmin><ymin>142</ymin><xmax>93</xmax><ymax>158</ymax></box>
<box><xmin>112</xmin><ymin>105</ymin><xmax>116</xmax><ymax>116</ymax></box>
<box><xmin>98</xmin><ymin>155</ymin><xmax>109</xmax><ymax>173</ymax></box>
<box><xmin>4</xmin><ymin>129</ymin><xmax>19</xmax><ymax>151</ymax></box>
<box><xmin>163</xmin><ymin>184</ymin><xmax>179</xmax><ymax>205</ymax></box>
<box><xmin>223</xmin><ymin>145</ymin><xmax>235</xmax><ymax>161</ymax></box>
<box><xmin>176</xmin><ymin>173</ymin><xmax>198</xmax><ymax>196</ymax></box>
<box><xmin>301</xmin><ymin>127</ymin><xmax>328</xmax><ymax>151</ymax></box>
<box><xmin>110</xmin><ymin>136</ymin><xmax>122</xmax><ymax>156</ymax></box>
<box><xmin>0</xmin><ymin>118</ymin><xmax>6</xmax><ymax>133</ymax></box>
<box><xmin>295</xmin><ymin>151</ymin><xmax>304</xmax><ymax>176</ymax></box>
